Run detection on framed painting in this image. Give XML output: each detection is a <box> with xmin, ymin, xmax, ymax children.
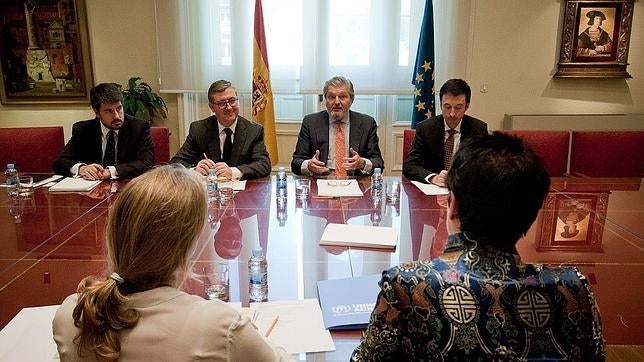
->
<box><xmin>0</xmin><ymin>0</ymin><xmax>93</xmax><ymax>104</ymax></box>
<box><xmin>536</xmin><ymin>192</ymin><xmax>609</xmax><ymax>252</ymax></box>
<box><xmin>555</xmin><ymin>0</ymin><xmax>634</xmax><ymax>78</ymax></box>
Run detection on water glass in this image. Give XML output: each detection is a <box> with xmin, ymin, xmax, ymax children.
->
<box><xmin>386</xmin><ymin>181</ymin><xmax>401</xmax><ymax>203</ymax></box>
<box><xmin>295</xmin><ymin>178</ymin><xmax>311</xmax><ymax>200</ymax></box>
<box><xmin>17</xmin><ymin>176</ymin><xmax>33</xmax><ymax>197</ymax></box>
<box><xmin>203</xmin><ymin>263</ymin><xmax>229</xmax><ymax>302</ymax></box>
<box><xmin>218</xmin><ymin>186</ymin><xmax>234</xmax><ymax>206</ymax></box>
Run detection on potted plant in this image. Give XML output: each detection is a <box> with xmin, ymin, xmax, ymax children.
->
<box><xmin>118</xmin><ymin>77</ymin><xmax>168</xmax><ymax>123</ymax></box>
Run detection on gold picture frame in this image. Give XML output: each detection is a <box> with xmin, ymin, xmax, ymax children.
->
<box><xmin>0</xmin><ymin>0</ymin><xmax>94</xmax><ymax>104</ymax></box>
<box><xmin>555</xmin><ymin>0</ymin><xmax>634</xmax><ymax>78</ymax></box>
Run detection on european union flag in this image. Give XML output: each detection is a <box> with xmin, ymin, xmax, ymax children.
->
<box><xmin>411</xmin><ymin>0</ymin><xmax>435</xmax><ymax>129</ymax></box>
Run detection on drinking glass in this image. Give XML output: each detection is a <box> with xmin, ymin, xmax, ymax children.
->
<box><xmin>218</xmin><ymin>186</ymin><xmax>234</xmax><ymax>206</ymax></box>
<box><xmin>202</xmin><ymin>263</ymin><xmax>229</xmax><ymax>302</ymax></box>
<box><xmin>295</xmin><ymin>178</ymin><xmax>311</xmax><ymax>200</ymax></box>
<box><xmin>17</xmin><ymin>176</ymin><xmax>33</xmax><ymax>197</ymax></box>
<box><xmin>386</xmin><ymin>181</ymin><xmax>401</xmax><ymax>203</ymax></box>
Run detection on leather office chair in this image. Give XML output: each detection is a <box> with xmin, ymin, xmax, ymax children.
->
<box><xmin>498</xmin><ymin>130</ymin><xmax>570</xmax><ymax>177</ymax></box>
<box><xmin>0</xmin><ymin>126</ymin><xmax>65</xmax><ymax>173</ymax></box>
<box><xmin>150</xmin><ymin>127</ymin><xmax>170</xmax><ymax>165</ymax></box>
<box><xmin>569</xmin><ymin>131</ymin><xmax>644</xmax><ymax>177</ymax></box>
<box><xmin>402</xmin><ymin>129</ymin><xmax>416</xmax><ymax>162</ymax></box>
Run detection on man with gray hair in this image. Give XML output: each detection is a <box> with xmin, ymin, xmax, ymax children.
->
<box><xmin>291</xmin><ymin>76</ymin><xmax>384</xmax><ymax>177</ymax></box>
<box><xmin>53</xmin><ymin>83</ymin><xmax>154</xmax><ymax>180</ymax></box>
<box><xmin>171</xmin><ymin>80</ymin><xmax>271</xmax><ymax>180</ymax></box>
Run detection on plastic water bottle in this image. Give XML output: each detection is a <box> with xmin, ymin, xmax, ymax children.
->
<box><xmin>248</xmin><ymin>248</ymin><xmax>268</xmax><ymax>302</ymax></box>
<box><xmin>276</xmin><ymin>167</ymin><xmax>287</xmax><ymax>198</ymax></box>
<box><xmin>5</xmin><ymin>164</ymin><xmax>18</xmax><ymax>197</ymax></box>
<box><xmin>276</xmin><ymin>196</ymin><xmax>287</xmax><ymax>226</ymax></box>
<box><xmin>207</xmin><ymin>169</ymin><xmax>218</xmax><ymax>203</ymax></box>
<box><xmin>371</xmin><ymin>167</ymin><xmax>383</xmax><ymax>198</ymax></box>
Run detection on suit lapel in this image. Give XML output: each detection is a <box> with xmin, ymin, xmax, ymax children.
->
<box><xmin>348</xmin><ymin>111</ymin><xmax>363</xmax><ymax>151</ymax></box>
<box><xmin>230</xmin><ymin>117</ymin><xmax>247</xmax><ymax>165</ymax></box>
<box><xmin>116</xmin><ymin>116</ymin><xmax>131</xmax><ymax>163</ymax></box>
<box><xmin>91</xmin><ymin>120</ymin><xmax>103</xmax><ymax>163</ymax></box>
<box><xmin>317</xmin><ymin>112</ymin><xmax>331</xmax><ymax>163</ymax></box>
<box><xmin>206</xmin><ymin>116</ymin><xmax>222</xmax><ymax>162</ymax></box>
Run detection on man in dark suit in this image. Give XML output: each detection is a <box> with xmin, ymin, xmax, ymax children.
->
<box><xmin>291</xmin><ymin>76</ymin><xmax>384</xmax><ymax>177</ymax></box>
<box><xmin>53</xmin><ymin>83</ymin><xmax>154</xmax><ymax>180</ymax></box>
<box><xmin>170</xmin><ymin>80</ymin><xmax>271</xmax><ymax>180</ymax></box>
<box><xmin>403</xmin><ymin>79</ymin><xmax>487</xmax><ymax>186</ymax></box>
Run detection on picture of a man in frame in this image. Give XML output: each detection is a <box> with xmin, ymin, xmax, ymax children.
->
<box><xmin>555</xmin><ymin>198</ymin><xmax>592</xmax><ymax>242</ymax></box>
<box><xmin>576</xmin><ymin>7</ymin><xmax>616</xmax><ymax>58</ymax></box>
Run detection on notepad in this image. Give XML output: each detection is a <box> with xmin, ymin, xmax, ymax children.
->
<box><xmin>48</xmin><ymin>177</ymin><xmax>101</xmax><ymax>192</ymax></box>
<box><xmin>316</xmin><ymin>179</ymin><xmax>363</xmax><ymax>197</ymax></box>
<box><xmin>411</xmin><ymin>180</ymin><xmax>449</xmax><ymax>195</ymax></box>
<box><xmin>320</xmin><ymin>223</ymin><xmax>397</xmax><ymax>251</ymax></box>
<box><xmin>317</xmin><ymin>274</ymin><xmax>381</xmax><ymax>330</ymax></box>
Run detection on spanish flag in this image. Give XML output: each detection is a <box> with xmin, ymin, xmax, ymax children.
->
<box><xmin>252</xmin><ymin>0</ymin><xmax>278</xmax><ymax>166</ymax></box>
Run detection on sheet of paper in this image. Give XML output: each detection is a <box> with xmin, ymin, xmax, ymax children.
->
<box><xmin>34</xmin><ymin>175</ymin><xmax>64</xmax><ymax>187</ymax></box>
<box><xmin>48</xmin><ymin>177</ymin><xmax>101</xmax><ymax>192</ymax></box>
<box><xmin>0</xmin><ymin>305</ymin><xmax>59</xmax><ymax>361</ymax></box>
<box><xmin>320</xmin><ymin>223</ymin><xmax>397</xmax><ymax>251</ymax></box>
<box><xmin>250</xmin><ymin>299</ymin><xmax>335</xmax><ymax>354</ymax></box>
<box><xmin>411</xmin><ymin>180</ymin><xmax>449</xmax><ymax>195</ymax></box>
<box><xmin>316</xmin><ymin>179</ymin><xmax>363</xmax><ymax>197</ymax></box>
<box><xmin>218</xmin><ymin>180</ymin><xmax>246</xmax><ymax>191</ymax></box>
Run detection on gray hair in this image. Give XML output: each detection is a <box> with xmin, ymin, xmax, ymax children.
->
<box><xmin>323</xmin><ymin>76</ymin><xmax>355</xmax><ymax>100</ymax></box>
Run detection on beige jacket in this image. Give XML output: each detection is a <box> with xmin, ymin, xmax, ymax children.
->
<box><xmin>53</xmin><ymin>286</ymin><xmax>291</xmax><ymax>361</ymax></box>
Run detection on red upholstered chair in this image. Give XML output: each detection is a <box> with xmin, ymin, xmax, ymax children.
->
<box><xmin>570</xmin><ymin>131</ymin><xmax>644</xmax><ymax>177</ymax></box>
<box><xmin>498</xmin><ymin>130</ymin><xmax>570</xmax><ymax>177</ymax></box>
<box><xmin>0</xmin><ymin>126</ymin><xmax>65</xmax><ymax>173</ymax></box>
<box><xmin>150</xmin><ymin>127</ymin><xmax>170</xmax><ymax>165</ymax></box>
<box><xmin>402</xmin><ymin>129</ymin><xmax>416</xmax><ymax>162</ymax></box>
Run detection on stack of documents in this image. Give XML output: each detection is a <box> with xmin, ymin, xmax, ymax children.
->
<box><xmin>48</xmin><ymin>177</ymin><xmax>101</xmax><ymax>192</ymax></box>
<box><xmin>316</xmin><ymin>179</ymin><xmax>363</xmax><ymax>197</ymax></box>
<box><xmin>250</xmin><ymin>299</ymin><xmax>335</xmax><ymax>354</ymax></box>
<box><xmin>320</xmin><ymin>223</ymin><xmax>397</xmax><ymax>251</ymax></box>
<box><xmin>317</xmin><ymin>274</ymin><xmax>381</xmax><ymax>330</ymax></box>
<box><xmin>411</xmin><ymin>180</ymin><xmax>449</xmax><ymax>195</ymax></box>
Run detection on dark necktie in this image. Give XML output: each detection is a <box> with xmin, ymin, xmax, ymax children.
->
<box><xmin>223</xmin><ymin>128</ymin><xmax>233</xmax><ymax>164</ymax></box>
<box><xmin>443</xmin><ymin>128</ymin><xmax>456</xmax><ymax>170</ymax></box>
<box><xmin>103</xmin><ymin>130</ymin><xmax>116</xmax><ymax>167</ymax></box>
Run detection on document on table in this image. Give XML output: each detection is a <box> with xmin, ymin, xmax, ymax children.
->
<box><xmin>0</xmin><ymin>305</ymin><xmax>59</xmax><ymax>361</ymax></box>
<box><xmin>48</xmin><ymin>177</ymin><xmax>101</xmax><ymax>192</ymax></box>
<box><xmin>250</xmin><ymin>299</ymin><xmax>335</xmax><ymax>354</ymax></box>
<box><xmin>217</xmin><ymin>180</ymin><xmax>246</xmax><ymax>191</ymax></box>
<box><xmin>319</xmin><ymin>223</ymin><xmax>397</xmax><ymax>251</ymax></box>
<box><xmin>33</xmin><ymin>174</ymin><xmax>63</xmax><ymax>187</ymax></box>
<box><xmin>316</xmin><ymin>179</ymin><xmax>363</xmax><ymax>197</ymax></box>
<box><xmin>411</xmin><ymin>180</ymin><xmax>449</xmax><ymax>195</ymax></box>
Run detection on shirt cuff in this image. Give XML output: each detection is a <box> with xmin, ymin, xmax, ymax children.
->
<box><xmin>300</xmin><ymin>160</ymin><xmax>314</xmax><ymax>176</ymax></box>
<box><xmin>360</xmin><ymin>158</ymin><xmax>373</xmax><ymax>174</ymax></box>
<box><xmin>231</xmin><ymin>167</ymin><xmax>242</xmax><ymax>180</ymax></box>
<box><xmin>107</xmin><ymin>166</ymin><xmax>118</xmax><ymax>180</ymax></box>
<box><xmin>71</xmin><ymin>163</ymin><xmax>85</xmax><ymax>177</ymax></box>
<box><xmin>426</xmin><ymin>173</ymin><xmax>437</xmax><ymax>184</ymax></box>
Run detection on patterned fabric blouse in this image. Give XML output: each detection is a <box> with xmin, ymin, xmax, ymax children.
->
<box><xmin>351</xmin><ymin>232</ymin><xmax>605</xmax><ymax>361</ymax></box>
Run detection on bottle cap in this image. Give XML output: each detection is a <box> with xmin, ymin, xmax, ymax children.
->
<box><xmin>278</xmin><ymin>167</ymin><xmax>285</xmax><ymax>171</ymax></box>
<box><xmin>374</xmin><ymin>167</ymin><xmax>381</xmax><ymax>174</ymax></box>
<box><xmin>252</xmin><ymin>248</ymin><xmax>264</xmax><ymax>257</ymax></box>
<box><xmin>208</xmin><ymin>169</ymin><xmax>216</xmax><ymax>176</ymax></box>
<box><xmin>7</xmin><ymin>163</ymin><xmax>14</xmax><ymax>169</ymax></box>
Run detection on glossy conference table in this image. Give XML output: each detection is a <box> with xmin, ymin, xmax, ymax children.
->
<box><xmin>0</xmin><ymin>175</ymin><xmax>642</xmax><ymax>358</ymax></box>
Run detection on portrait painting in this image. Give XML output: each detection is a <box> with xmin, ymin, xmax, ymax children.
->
<box><xmin>536</xmin><ymin>192</ymin><xmax>608</xmax><ymax>252</ymax></box>
<box><xmin>555</xmin><ymin>0</ymin><xmax>634</xmax><ymax>78</ymax></box>
<box><xmin>0</xmin><ymin>0</ymin><xmax>93</xmax><ymax>104</ymax></box>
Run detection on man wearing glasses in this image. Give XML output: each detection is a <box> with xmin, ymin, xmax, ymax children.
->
<box><xmin>403</xmin><ymin>79</ymin><xmax>487</xmax><ymax>187</ymax></box>
<box><xmin>171</xmin><ymin>80</ymin><xmax>271</xmax><ymax>180</ymax></box>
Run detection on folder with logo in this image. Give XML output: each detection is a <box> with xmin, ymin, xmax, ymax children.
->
<box><xmin>316</xmin><ymin>273</ymin><xmax>381</xmax><ymax>330</ymax></box>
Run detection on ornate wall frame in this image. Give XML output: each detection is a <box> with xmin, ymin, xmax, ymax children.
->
<box><xmin>555</xmin><ymin>0</ymin><xmax>634</xmax><ymax>78</ymax></box>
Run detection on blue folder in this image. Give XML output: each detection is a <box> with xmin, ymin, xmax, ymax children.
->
<box><xmin>316</xmin><ymin>274</ymin><xmax>381</xmax><ymax>330</ymax></box>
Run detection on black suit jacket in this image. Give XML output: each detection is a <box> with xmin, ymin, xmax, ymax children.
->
<box><xmin>403</xmin><ymin>115</ymin><xmax>487</xmax><ymax>182</ymax></box>
<box><xmin>53</xmin><ymin>115</ymin><xmax>154</xmax><ymax>178</ymax></box>
<box><xmin>170</xmin><ymin>115</ymin><xmax>271</xmax><ymax>180</ymax></box>
<box><xmin>291</xmin><ymin>110</ymin><xmax>384</xmax><ymax>175</ymax></box>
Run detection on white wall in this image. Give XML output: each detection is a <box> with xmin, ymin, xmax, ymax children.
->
<box><xmin>0</xmin><ymin>0</ymin><xmax>642</xmax><ymax>154</ymax></box>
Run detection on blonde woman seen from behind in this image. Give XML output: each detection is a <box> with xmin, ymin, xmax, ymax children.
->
<box><xmin>53</xmin><ymin>165</ymin><xmax>291</xmax><ymax>361</ymax></box>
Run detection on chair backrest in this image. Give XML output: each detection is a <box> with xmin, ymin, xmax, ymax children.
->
<box><xmin>498</xmin><ymin>130</ymin><xmax>570</xmax><ymax>177</ymax></box>
<box><xmin>0</xmin><ymin>126</ymin><xmax>65</xmax><ymax>173</ymax></box>
<box><xmin>150</xmin><ymin>127</ymin><xmax>170</xmax><ymax>165</ymax></box>
<box><xmin>402</xmin><ymin>129</ymin><xmax>416</xmax><ymax>162</ymax></box>
<box><xmin>570</xmin><ymin>131</ymin><xmax>644</xmax><ymax>177</ymax></box>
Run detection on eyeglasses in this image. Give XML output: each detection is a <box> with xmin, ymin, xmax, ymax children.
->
<box><xmin>211</xmin><ymin>97</ymin><xmax>239</xmax><ymax>109</ymax></box>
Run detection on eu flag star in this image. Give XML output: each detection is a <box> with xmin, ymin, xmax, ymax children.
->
<box><xmin>414</xmin><ymin>88</ymin><xmax>422</xmax><ymax>97</ymax></box>
<box><xmin>415</xmin><ymin>73</ymin><xmax>425</xmax><ymax>83</ymax></box>
<box><xmin>415</xmin><ymin>100</ymin><xmax>426</xmax><ymax>111</ymax></box>
<box><xmin>421</xmin><ymin>60</ymin><xmax>432</xmax><ymax>72</ymax></box>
